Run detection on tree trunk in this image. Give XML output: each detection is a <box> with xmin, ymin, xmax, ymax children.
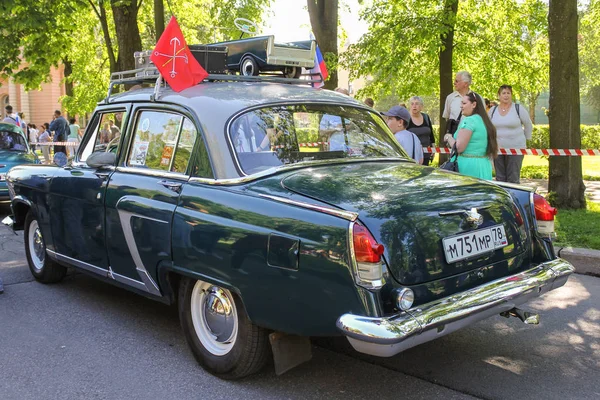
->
<box><xmin>528</xmin><ymin>92</ymin><xmax>538</xmax><ymax>124</ymax></box>
<box><xmin>111</xmin><ymin>0</ymin><xmax>143</xmax><ymax>73</ymax></box>
<box><xmin>63</xmin><ymin>57</ymin><xmax>74</xmax><ymax>98</ymax></box>
<box><xmin>438</xmin><ymin>0</ymin><xmax>458</xmax><ymax>143</ymax></box>
<box><xmin>89</xmin><ymin>0</ymin><xmax>117</xmax><ymax>73</ymax></box>
<box><xmin>548</xmin><ymin>0</ymin><xmax>585</xmax><ymax>209</ymax></box>
<box><xmin>154</xmin><ymin>0</ymin><xmax>165</xmax><ymax>40</ymax></box>
<box><xmin>307</xmin><ymin>0</ymin><xmax>338</xmax><ymax>90</ymax></box>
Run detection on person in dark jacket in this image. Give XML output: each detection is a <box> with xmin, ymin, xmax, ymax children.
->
<box><xmin>407</xmin><ymin>96</ymin><xmax>435</xmax><ymax>166</ymax></box>
<box><xmin>49</xmin><ymin>109</ymin><xmax>68</xmax><ymax>155</ymax></box>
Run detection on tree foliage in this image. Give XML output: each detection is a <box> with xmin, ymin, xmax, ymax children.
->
<box><xmin>580</xmin><ymin>0</ymin><xmax>600</xmax><ymax>116</ymax></box>
<box><xmin>0</xmin><ymin>0</ymin><xmax>272</xmax><ymax>115</ymax></box>
<box><xmin>343</xmin><ymin>0</ymin><xmax>549</xmax><ymax>118</ymax></box>
<box><xmin>0</xmin><ymin>0</ymin><xmax>86</xmax><ymax>89</ymax></box>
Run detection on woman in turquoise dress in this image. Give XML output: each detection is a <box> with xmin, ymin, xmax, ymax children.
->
<box><xmin>443</xmin><ymin>91</ymin><xmax>498</xmax><ymax>179</ymax></box>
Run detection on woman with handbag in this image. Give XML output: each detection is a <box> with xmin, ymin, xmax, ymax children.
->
<box><xmin>443</xmin><ymin>91</ymin><xmax>498</xmax><ymax>180</ymax></box>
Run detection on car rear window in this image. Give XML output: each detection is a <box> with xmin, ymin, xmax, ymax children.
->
<box><xmin>229</xmin><ymin>104</ymin><xmax>408</xmax><ymax>175</ymax></box>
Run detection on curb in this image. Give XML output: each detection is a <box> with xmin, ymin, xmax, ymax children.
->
<box><xmin>556</xmin><ymin>246</ymin><xmax>600</xmax><ymax>277</ymax></box>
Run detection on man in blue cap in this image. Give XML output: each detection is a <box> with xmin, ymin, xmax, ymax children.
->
<box><xmin>382</xmin><ymin>105</ymin><xmax>423</xmax><ymax>164</ymax></box>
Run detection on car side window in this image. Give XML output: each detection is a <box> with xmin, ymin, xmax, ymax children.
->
<box><xmin>79</xmin><ymin>111</ymin><xmax>127</xmax><ymax>163</ymax></box>
<box><xmin>127</xmin><ymin>110</ymin><xmax>183</xmax><ymax>171</ymax></box>
<box><xmin>170</xmin><ymin>118</ymin><xmax>197</xmax><ymax>174</ymax></box>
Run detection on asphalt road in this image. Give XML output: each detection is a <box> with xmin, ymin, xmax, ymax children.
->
<box><xmin>1</xmin><ymin>205</ymin><xmax>598</xmax><ymax>400</ymax></box>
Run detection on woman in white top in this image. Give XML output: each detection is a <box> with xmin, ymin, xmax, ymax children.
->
<box><xmin>489</xmin><ymin>85</ymin><xmax>533</xmax><ymax>184</ymax></box>
<box><xmin>38</xmin><ymin>123</ymin><xmax>52</xmax><ymax>164</ymax></box>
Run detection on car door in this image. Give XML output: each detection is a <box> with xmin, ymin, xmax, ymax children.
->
<box><xmin>47</xmin><ymin>107</ymin><xmax>130</xmax><ymax>275</ymax></box>
<box><xmin>104</xmin><ymin>106</ymin><xmax>199</xmax><ymax>296</ymax></box>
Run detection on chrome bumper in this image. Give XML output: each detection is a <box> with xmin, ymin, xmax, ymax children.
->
<box><xmin>336</xmin><ymin>258</ymin><xmax>575</xmax><ymax>357</ymax></box>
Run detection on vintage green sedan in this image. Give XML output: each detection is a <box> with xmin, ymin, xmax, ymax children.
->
<box><xmin>4</xmin><ymin>72</ymin><xmax>574</xmax><ymax>379</ymax></box>
<box><xmin>0</xmin><ymin>122</ymin><xmax>39</xmax><ymax>204</ymax></box>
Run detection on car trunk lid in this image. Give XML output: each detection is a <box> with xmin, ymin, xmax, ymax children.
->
<box><xmin>280</xmin><ymin>161</ymin><xmax>527</xmax><ymax>285</ymax></box>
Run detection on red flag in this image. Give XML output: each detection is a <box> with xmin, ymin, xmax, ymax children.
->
<box><xmin>150</xmin><ymin>17</ymin><xmax>208</xmax><ymax>92</ymax></box>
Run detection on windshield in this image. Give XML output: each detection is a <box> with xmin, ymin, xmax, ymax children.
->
<box><xmin>229</xmin><ymin>104</ymin><xmax>408</xmax><ymax>175</ymax></box>
<box><xmin>0</xmin><ymin>131</ymin><xmax>28</xmax><ymax>152</ymax></box>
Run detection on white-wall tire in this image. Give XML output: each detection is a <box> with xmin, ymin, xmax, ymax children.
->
<box><xmin>190</xmin><ymin>280</ymin><xmax>239</xmax><ymax>356</ymax></box>
<box><xmin>24</xmin><ymin>211</ymin><xmax>66</xmax><ymax>283</ymax></box>
<box><xmin>179</xmin><ymin>277</ymin><xmax>270</xmax><ymax>379</ymax></box>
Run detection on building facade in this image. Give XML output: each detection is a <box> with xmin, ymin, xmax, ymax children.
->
<box><xmin>0</xmin><ymin>66</ymin><xmax>65</xmax><ymax>127</ymax></box>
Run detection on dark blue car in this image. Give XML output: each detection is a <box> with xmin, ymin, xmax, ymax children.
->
<box><xmin>0</xmin><ymin>123</ymin><xmax>39</xmax><ymax>204</ymax></box>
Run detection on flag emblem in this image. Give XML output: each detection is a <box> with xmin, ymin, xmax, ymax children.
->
<box><xmin>150</xmin><ymin>17</ymin><xmax>208</xmax><ymax>92</ymax></box>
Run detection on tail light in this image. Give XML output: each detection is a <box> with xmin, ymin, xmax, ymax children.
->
<box><xmin>533</xmin><ymin>193</ymin><xmax>557</xmax><ymax>236</ymax></box>
<box><xmin>351</xmin><ymin>223</ymin><xmax>385</xmax><ymax>288</ymax></box>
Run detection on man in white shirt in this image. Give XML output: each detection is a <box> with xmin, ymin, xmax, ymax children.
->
<box><xmin>382</xmin><ymin>105</ymin><xmax>423</xmax><ymax>164</ymax></box>
<box><xmin>442</xmin><ymin>71</ymin><xmax>483</xmax><ymax>134</ymax></box>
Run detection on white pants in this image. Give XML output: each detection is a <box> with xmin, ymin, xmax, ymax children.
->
<box><xmin>67</xmin><ymin>138</ymin><xmax>80</xmax><ymax>158</ymax></box>
<box><xmin>41</xmin><ymin>145</ymin><xmax>50</xmax><ymax>163</ymax></box>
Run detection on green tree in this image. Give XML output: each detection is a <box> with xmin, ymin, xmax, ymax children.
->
<box><xmin>343</xmin><ymin>0</ymin><xmax>549</xmax><ymax>131</ymax></box>
<box><xmin>0</xmin><ymin>1</ymin><xmax>86</xmax><ymax>89</ymax></box>
<box><xmin>548</xmin><ymin>0</ymin><xmax>585</xmax><ymax>209</ymax></box>
<box><xmin>1</xmin><ymin>0</ymin><xmax>272</xmax><ymax>115</ymax></box>
<box><xmin>580</xmin><ymin>0</ymin><xmax>600</xmax><ymax>122</ymax></box>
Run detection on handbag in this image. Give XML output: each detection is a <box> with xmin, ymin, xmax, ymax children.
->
<box><xmin>440</xmin><ymin>143</ymin><xmax>459</xmax><ymax>172</ymax></box>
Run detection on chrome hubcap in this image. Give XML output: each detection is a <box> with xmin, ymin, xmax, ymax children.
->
<box><xmin>28</xmin><ymin>220</ymin><xmax>45</xmax><ymax>271</ymax></box>
<box><xmin>190</xmin><ymin>280</ymin><xmax>238</xmax><ymax>356</ymax></box>
<box><xmin>203</xmin><ymin>287</ymin><xmax>235</xmax><ymax>342</ymax></box>
<box><xmin>242</xmin><ymin>59</ymin><xmax>255</xmax><ymax>76</ymax></box>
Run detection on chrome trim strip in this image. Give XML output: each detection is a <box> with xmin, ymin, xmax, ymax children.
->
<box><xmin>112</xmin><ymin>270</ymin><xmax>152</xmax><ymax>292</ymax></box>
<box><xmin>337</xmin><ymin>258</ymin><xmax>575</xmax><ymax>357</ymax></box>
<box><xmin>529</xmin><ymin>191</ymin><xmax>539</xmax><ymax>233</ymax></box>
<box><xmin>258</xmin><ymin>193</ymin><xmax>358</xmax><ymax>221</ymax></box>
<box><xmin>46</xmin><ymin>249</ymin><xmax>108</xmax><ymax>277</ymax></box>
<box><xmin>116</xmin><ymin>206</ymin><xmax>165</xmax><ymax>296</ymax></box>
<box><xmin>47</xmin><ymin>249</ymin><xmax>161</xmax><ymax>296</ymax></box>
<box><xmin>115</xmin><ymin>166</ymin><xmax>188</xmax><ymax>181</ymax></box>
<box><xmin>189</xmin><ymin>157</ymin><xmax>406</xmax><ymax>186</ymax></box>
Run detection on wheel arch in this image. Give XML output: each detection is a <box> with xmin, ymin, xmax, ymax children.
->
<box><xmin>158</xmin><ymin>266</ymin><xmax>254</xmax><ymax>322</ymax></box>
<box><xmin>11</xmin><ymin>195</ymin><xmax>34</xmax><ymax>230</ymax></box>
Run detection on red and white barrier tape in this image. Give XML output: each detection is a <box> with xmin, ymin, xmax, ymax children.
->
<box><xmin>34</xmin><ymin>142</ymin><xmax>79</xmax><ymax>147</ymax></box>
<box><xmin>425</xmin><ymin>147</ymin><xmax>600</xmax><ymax>156</ymax></box>
<box><xmin>278</xmin><ymin>142</ymin><xmax>600</xmax><ymax>156</ymax></box>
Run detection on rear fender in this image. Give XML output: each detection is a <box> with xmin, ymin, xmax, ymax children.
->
<box><xmin>496</xmin><ymin>183</ymin><xmax>555</xmax><ymax>262</ymax></box>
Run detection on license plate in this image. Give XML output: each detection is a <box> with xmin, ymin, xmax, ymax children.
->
<box><xmin>443</xmin><ymin>225</ymin><xmax>508</xmax><ymax>264</ymax></box>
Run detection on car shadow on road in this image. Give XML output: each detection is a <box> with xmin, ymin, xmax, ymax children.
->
<box><xmin>317</xmin><ymin>275</ymin><xmax>598</xmax><ymax>400</ymax></box>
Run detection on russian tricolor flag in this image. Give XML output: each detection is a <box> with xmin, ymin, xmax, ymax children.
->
<box><xmin>310</xmin><ymin>34</ymin><xmax>328</xmax><ymax>88</ymax></box>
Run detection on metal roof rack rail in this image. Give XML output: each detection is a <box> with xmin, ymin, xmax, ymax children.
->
<box><xmin>105</xmin><ymin>67</ymin><xmax>324</xmax><ymax>103</ymax></box>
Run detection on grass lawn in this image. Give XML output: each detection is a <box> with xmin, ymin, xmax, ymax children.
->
<box><xmin>555</xmin><ymin>201</ymin><xmax>600</xmax><ymax>250</ymax></box>
<box><xmin>522</xmin><ymin>156</ymin><xmax>600</xmax><ymax>179</ymax></box>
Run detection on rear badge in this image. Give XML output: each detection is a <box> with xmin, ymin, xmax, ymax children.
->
<box><xmin>465</xmin><ymin>208</ymin><xmax>483</xmax><ymax>228</ymax></box>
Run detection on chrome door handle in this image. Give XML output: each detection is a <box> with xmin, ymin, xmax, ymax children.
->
<box><xmin>159</xmin><ymin>180</ymin><xmax>183</xmax><ymax>193</ymax></box>
<box><xmin>94</xmin><ymin>171</ymin><xmax>111</xmax><ymax>179</ymax></box>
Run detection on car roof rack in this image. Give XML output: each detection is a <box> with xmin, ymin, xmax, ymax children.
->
<box><xmin>105</xmin><ymin>67</ymin><xmax>324</xmax><ymax>103</ymax></box>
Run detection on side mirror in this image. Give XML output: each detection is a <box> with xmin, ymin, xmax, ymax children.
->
<box><xmin>86</xmin><ymin>151</ymin><xmax>116</xmax><ymax>168</ymax></box>
<box><xmin>53</xmin><ymin>152</ymin><xmax>68</xmax><ymax>167</ymax></box>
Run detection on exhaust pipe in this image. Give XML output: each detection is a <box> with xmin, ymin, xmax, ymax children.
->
<box><xmin>500</xmin><ymin>307</ymin><xmax>540</xmax><ymax>325</ymax></box>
